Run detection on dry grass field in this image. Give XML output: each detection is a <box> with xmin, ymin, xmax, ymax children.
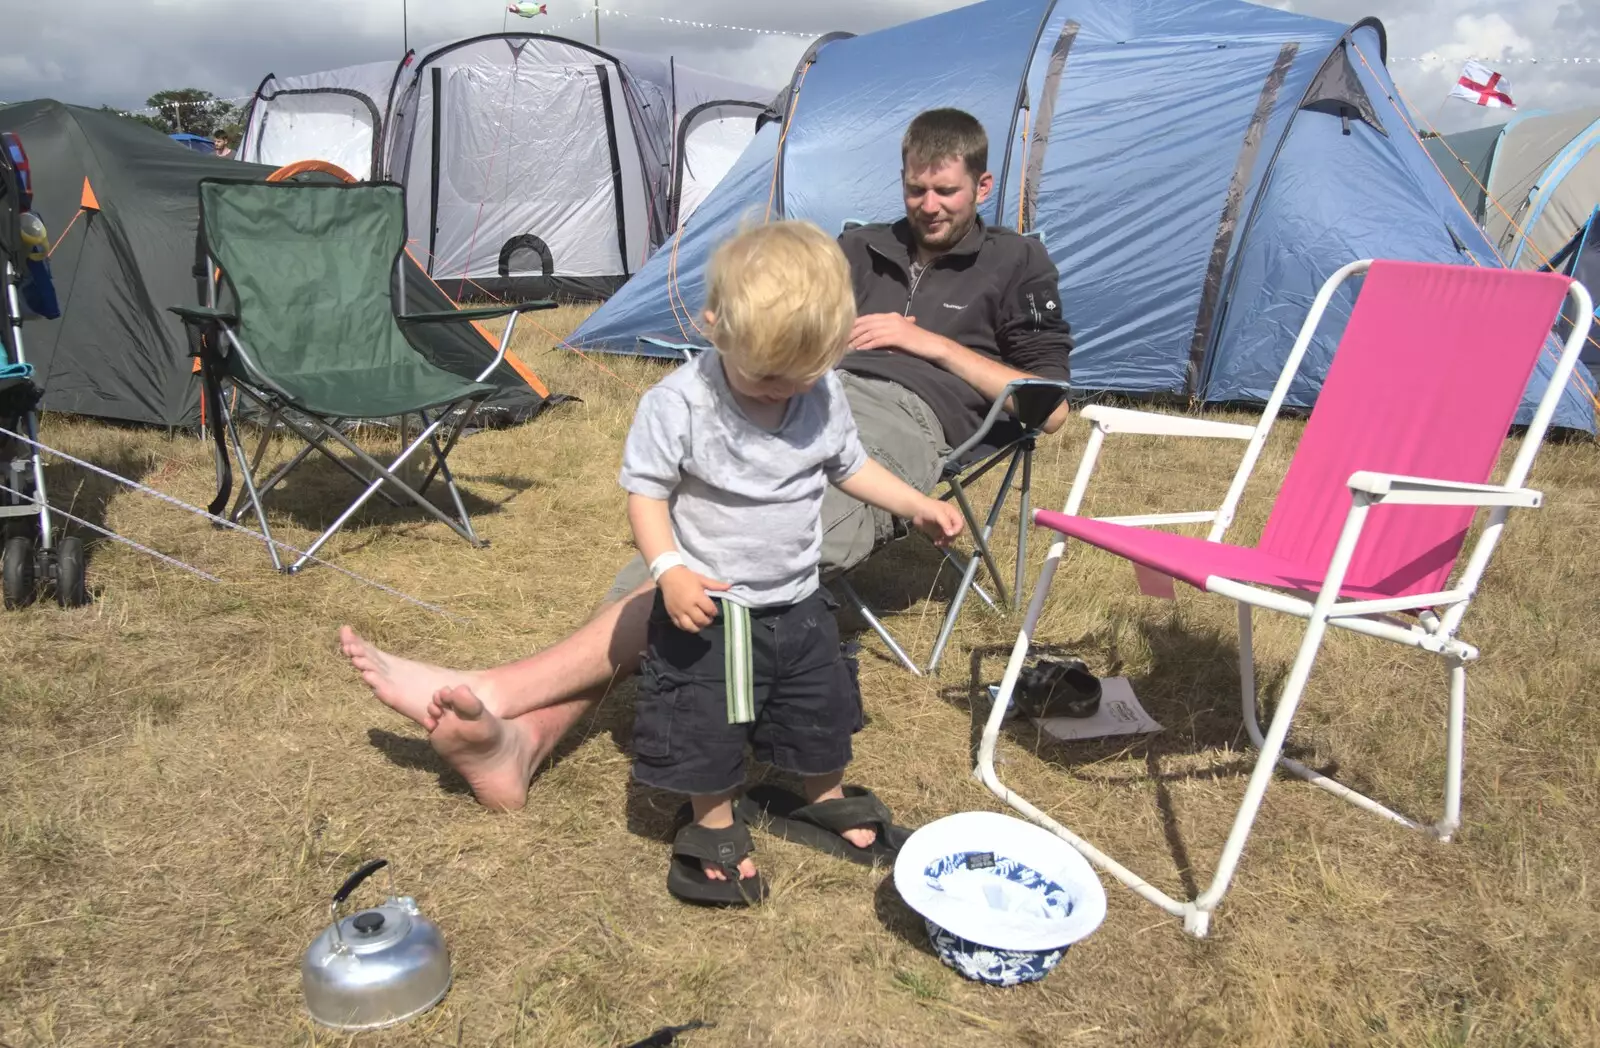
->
<box><xmin>2</xmin><ymin>304</ymin><xmax>1597</xmax><ymax>1046</ymax></box>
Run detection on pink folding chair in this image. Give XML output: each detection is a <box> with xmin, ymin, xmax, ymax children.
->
<box><xmin>976</xmin><ymin>259</ymin><xmax>1594</xmax><ymax>938</ymax></box>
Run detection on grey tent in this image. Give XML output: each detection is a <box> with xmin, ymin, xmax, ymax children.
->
<box><xmin>238</xmin><ymin>34</ymin><xmax>776</xmax><ymax>301</ymax></box>
<box><xmin>0</xmin><ymin>99</ymin><xmax>561</xmax><ymax>429</ymax></box>
<box><xmin>1425</xmin><ymin>107</ymin><xmax>1600</xmax><ymax>270</ymax></box>
<box><xmin>236</xmin><ymin>60</ymin><xmax>397</xmax><ymax>181</ymax></box>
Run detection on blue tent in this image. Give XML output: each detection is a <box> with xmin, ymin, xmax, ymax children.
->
<box><xmin>169</xmin><ymin>132</ymin><xmax>217</xmax><ymax>154</ymax></box>
<box><xmin>569</xmin><ymin>0</ymin><xmax>1594</xmax><ymax>433</ymax></box>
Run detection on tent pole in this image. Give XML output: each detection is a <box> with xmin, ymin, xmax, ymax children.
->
<box><xmin>593</xmin><ymin>0</ymin><xmax>600</xmax><ymax>46</ymax></box>
<box><xmin>402</xmin><ymin>0</ymin><xmax>408</xmax><ymax>52</ymax></box>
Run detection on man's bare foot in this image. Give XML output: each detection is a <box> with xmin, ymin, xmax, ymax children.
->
<box><xmin>340</xmin><ymin>626</ymin><xmax>488</xmax><ymax>729</ymax></box>
<box><xmin>426</xmin><ymin>685</ymin><xmax>542</xmax><ymax>812</ymax></box>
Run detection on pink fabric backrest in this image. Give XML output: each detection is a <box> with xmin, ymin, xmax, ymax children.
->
<box><xmin>1257</xmin><ymin>261</ymin><xmax>1573</xmax><ymax>597</ymax></box>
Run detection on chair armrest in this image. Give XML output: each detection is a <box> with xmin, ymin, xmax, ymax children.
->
<box><xmin>1347</xmin><ymin>471</ymin><xmax>1542</xmax><ymax>508</ymax></box>
<box><xmin>946</xmin><ymin>378</ymin><xmax>1072</xmax><ymax>464</ymax></box>
<box><xmin>167</xmin><ymin>305</ymin><xmax>238</xmax><ymax>326</ymax></box>
<box><xmin>398</xmin><ymin>300</ymin><xmax>557</xmax><ymax>324</ymax></box>
<box><xmin>1080</xmin><ymin>405</ymin><xmax>1254</xmax><ymax>440</ymax></box>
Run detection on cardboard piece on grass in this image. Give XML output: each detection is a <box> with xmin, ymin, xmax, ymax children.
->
<box><xmin>989</xmin><ymin>677</ymin><xmax>1163</xmax><ymax>742</ymax></box>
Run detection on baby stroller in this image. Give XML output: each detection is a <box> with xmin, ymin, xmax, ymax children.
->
<box><xmin>1</xmin><ymin>129</ymin><xmax>86</xmax><ymax>608</ymax></box>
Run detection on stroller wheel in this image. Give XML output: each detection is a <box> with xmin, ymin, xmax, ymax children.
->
<box><xmin>55</xmin><ymin>536</ymin><xmax>88</xmax><ymax>608</ymax></box>
<box><xmin>3</xmin><ymin>534</ymin><xmax>36</xmax><ymax>609</ymax></box>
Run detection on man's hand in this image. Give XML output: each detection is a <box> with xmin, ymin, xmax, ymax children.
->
<box><xmin>849</xmin><ymin>313</ymin><xmax>942</xmax><ymax>360</ymax></box>
<box><xmin>910</xmin><ymin>497</ymin><xmax>964</xmax><ymax>548</ymax></box>
<box><xmin>660</xmin><ymin>567</ymin><xmax>729</xmax><ymax>633</ymax></box>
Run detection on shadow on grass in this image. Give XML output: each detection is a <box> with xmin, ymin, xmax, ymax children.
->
<box><xmin>216</xmin><ymin>422</ymin><xmax>538</xmax><ymax>538</ymax></box>
<box><xmin>365</xmin><ymin>727</ymin><xmax>477</xmax><ymax>800</ymax></box>
<box><xmin>874</xmin><ymin>870</ymin><xmax>940</xmax><ymax>958</ymax></box>
<box><xmin>936</xmin><ymin>615</ymin><xmax>1365</xmax><ymax>904</ymax></box>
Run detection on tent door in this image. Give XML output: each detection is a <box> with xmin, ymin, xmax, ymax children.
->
<box><xmin>429</xmin><ymin>61</ymin><xmax>627</xmax><ymax>290</ymax></box>
<box><xmin>251</xmin><ymin>89</ymin><xmax>381</xmax><ymax>181</ymax></box>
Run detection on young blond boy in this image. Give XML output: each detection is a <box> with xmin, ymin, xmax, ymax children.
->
<box><xmin>619</xmin><ymin>220</ymin><xmax>964</xmax><ymax>906</ymax></box>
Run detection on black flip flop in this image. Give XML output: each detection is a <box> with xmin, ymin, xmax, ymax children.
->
<box><xmin>665</xmin><ymin>819</ymin><xmax>769</xmax><ymax>907</ymax></box>
<box><xmin>736</xmin><ymin>785</ymin><xmax>913</xmax><ymax>867</ymax></box>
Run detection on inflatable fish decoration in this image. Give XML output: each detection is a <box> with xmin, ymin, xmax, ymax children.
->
<box><xmin>508</xmin><ymin>2</ymin><xmax>547</xmax><ymax>16</ymax></box>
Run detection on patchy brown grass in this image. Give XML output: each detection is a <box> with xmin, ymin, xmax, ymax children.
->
<box><xmin>2</xmin><ymin>304</ymin><xmax>1598</xmax><ymax>1047</ymax></box>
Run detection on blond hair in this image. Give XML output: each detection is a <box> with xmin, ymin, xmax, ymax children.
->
<box><xmin>703</xmin><ymin>219</ymin><xmax>855</xmax><ymax>383</ymax></box>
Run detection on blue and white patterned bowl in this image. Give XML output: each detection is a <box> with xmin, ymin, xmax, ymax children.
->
<box><xmin>894</xmin><ymin>811</ymin><xmax>1107</xmax><ymax>987</ymax></box>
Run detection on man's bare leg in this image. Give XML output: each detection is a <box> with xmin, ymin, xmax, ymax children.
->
<box><xmin>422</xmin><ymin>685</ymin><xmax>601</xmax><ymax>812</ymax></box>
<box><xmin>339</xmin><ymin>581</ymin><xmax>655</xmax><ymax>728</ymax></box>
<box><xmin>342</xmin><ymin>580</ymin><xmax>656</xmax><ymax>810</ymax></box>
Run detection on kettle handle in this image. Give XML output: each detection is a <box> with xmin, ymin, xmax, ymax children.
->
<box><xmin>327</xmin><ymin>859</ymin><xmax>397</xmax><ymax>948</ymax></box>
<box><xmin>333</xmin><ymin>859</ymin><xmax>390</xmax><ymax>905</ymax></box>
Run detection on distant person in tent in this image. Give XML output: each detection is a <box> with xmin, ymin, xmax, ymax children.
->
<box><xmin>338</xmin><ymin>107</ymin><xmax>1075</xmax><ymax>813</ymax></box>
<box><xmin>211</xmin><ymin>132</ymin><xmax>233</xmax><ymax>158</ymax></box>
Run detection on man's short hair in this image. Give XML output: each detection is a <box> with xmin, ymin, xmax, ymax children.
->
<box><xmin>901</xmin><ymin>108</ymin><xmax>988</xmax><ymax>180</ymax></box>
<box><xmin>704</xmin><ymin>219</ymin><xmax>855</xmax><ymax>383</ymax></box>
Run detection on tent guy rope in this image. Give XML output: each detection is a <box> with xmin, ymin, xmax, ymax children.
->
<box><xmin>0</xmin><ymin>424</ymin><xmax>465</xmax><ymax>622</ymax></box>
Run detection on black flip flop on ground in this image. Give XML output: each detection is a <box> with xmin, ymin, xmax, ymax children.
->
<box><xmin>665</xmin><ymin>818</ymin><xmax>769</xmax><ymax>907</ymax></box>
<box><xmin>736</xmin><ymin>785</ymin><xmax>913</xmax><ymax>867</ymax></box>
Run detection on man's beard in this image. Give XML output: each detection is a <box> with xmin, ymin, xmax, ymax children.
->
<box><xmin>913</xmin><ymin>213</ymin><xmax>972</xmax><ymax>253</ymax></box>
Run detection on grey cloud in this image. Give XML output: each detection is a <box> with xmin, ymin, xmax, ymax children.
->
<box><xmin>3</xmin><ymin>0</ymin><xmax>1595</xmax><ymax>129</ymax></box>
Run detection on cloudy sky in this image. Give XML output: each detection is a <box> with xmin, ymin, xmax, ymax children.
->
<box><xmin>3</xmin><ymin>0</ymin><xmax>1597</xmax><ymax>133</ymax></box>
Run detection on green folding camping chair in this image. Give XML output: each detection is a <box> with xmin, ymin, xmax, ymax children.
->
<box><xmin>171</xmin><ymin>177</ymin><xmax>556</xmax><ymax>574</ymax></box>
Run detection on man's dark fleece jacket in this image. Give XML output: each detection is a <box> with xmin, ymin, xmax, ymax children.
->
<box><xmin>836</xmin><ymin>215</ymin><xmax>1073</xmax><ymax>448</ymax></box>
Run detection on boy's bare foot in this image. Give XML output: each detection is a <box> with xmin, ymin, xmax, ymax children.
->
<box><xmin>425</xmin><ymin>685</ymin><xmax>544</xmax><ymax>812</ymax></box>
<box><xmin>803</xmin><ymin>778</ymin><xmax>878</xmax><ymax>850</ymax></box>
<box><xmin>340</xmin><ymin>626</ymin><xmax>489</xmax><ymax>729</ymax></box>
<box><xmin>692</xmin><ymin>795</ymin><xmax>759</xmax><ymax>882</ymax></box>
<box><xmin>702</xmin><ymin>853</ymin><xmax>759</xmax><ymax>882</ymax></box>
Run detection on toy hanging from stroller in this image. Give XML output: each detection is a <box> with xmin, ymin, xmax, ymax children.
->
<box><xmin>1</xmin><ymin>129</ymin><xmax>87</xmax><ymax>608</ymax></box>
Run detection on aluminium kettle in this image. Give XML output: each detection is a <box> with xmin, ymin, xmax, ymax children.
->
<box><xmin>300</xmin><ymin>859</ymin><xmax>452</xmax><ymax>1031</ymax></box>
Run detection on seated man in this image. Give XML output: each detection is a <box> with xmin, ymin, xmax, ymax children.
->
<box><xmin>339</xmin><ymin>107</ymin><xmax>1075</xmax><ymax>811</ymax></box>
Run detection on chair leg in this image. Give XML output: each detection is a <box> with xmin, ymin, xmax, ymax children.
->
<box><xmin>284</xmin><ymin>411</ymin><xmax>482</xmax><ymax>573</ymax></box>
<box><xmin>1015</xmin><ymin>443</ymin><xmax>1033</xmax><ymax>607</ymax></box>
<box><xmin>927</xmin><ymin>454</ymin><xmax>1024</xmax><ymax>675</ymax></box>
<box><xmin>1438</xmin><ymin>657</ymin><xmax>1466</xmax><ymax>842</ymax></box>
<box><xmin>1238</xmin><ymin>602</ymin><xmax>1456</xmax><ymax>836</ymax></box>
<box><xmin>218</xmin><ymin>388</ymin><xmax>283</xmax><ymax>573</ymax></box>
<box><xmin>836</xmin><ymin>575</ymin><xmax>921</xmax><ymax>677</ymax></box>
<box><xmin>419</xmin><ymin>407</ymin><xmax>480</xmax><ymax>545</ymax></box>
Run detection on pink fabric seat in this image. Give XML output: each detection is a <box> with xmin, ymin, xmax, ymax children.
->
<box><xmin>1035</xmin><ymin>260</ymin><xmax>1575</xmax><ymax>602</ymax></box>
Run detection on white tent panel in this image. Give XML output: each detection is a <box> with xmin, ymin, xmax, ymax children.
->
<box><xmin>239</xmin><ymin>60</ymin><xmax>397</xmax><ymax>180</ymax></box>
<box><xmin>677</xmin><ymin>104</ymin><xmax>763</xmax><ymax>225</ymax></box>
<box><xmin>432</xmin><ymin>61</ymin><xmax>624</xmax><ymax>281</ymax></box>
<box><xmin>251</xmin><ymin>93</ymin><xmax>380</xmax><ymax>179</ymax></box>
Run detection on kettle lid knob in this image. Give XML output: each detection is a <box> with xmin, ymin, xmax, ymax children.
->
<box><xmin>352</xmin><ymin>911</ymin><xmax>385</xmax><ymax>935</ymax></box>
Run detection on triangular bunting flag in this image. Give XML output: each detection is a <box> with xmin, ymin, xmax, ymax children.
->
<box><xmin>80</xmin><ymin>177</ymin><xmax>100</xmax><ymax>211</ymax></box>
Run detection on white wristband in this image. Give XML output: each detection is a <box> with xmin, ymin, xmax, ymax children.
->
<box><xmin>648</xmin><ymin>551</ymin><xmax>685</xmax><ymax>582</ymax></box>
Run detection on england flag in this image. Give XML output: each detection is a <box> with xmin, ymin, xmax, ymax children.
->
<box><xmin>1450</xmin><ymin>60</ymin><xmax>1516</xmax><ymax>109</ymax></box>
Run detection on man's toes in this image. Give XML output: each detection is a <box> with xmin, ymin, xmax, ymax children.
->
<box><xmin>738</xmin><ymin>857</ymin><xmax>758</xmax><ymax>880</ymax></box>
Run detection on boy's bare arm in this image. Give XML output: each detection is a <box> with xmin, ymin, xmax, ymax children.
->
<box><xmin>626</xmin><ymin>492</ymin><xmax>678</xmax><ymax>564</ymax></box>
<box><xmin>835</xmin><ymin>460</ymin><xmax>963</xmax><ymax>546</ymax></box>
<box><xmin>626</xmin><ymin>492</ymin><xmax>726</xmax><ymax>632</ymax></box>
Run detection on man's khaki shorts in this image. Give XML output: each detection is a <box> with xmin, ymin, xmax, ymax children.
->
<box><xmin>603</xmin><ymin>371</ymin><xmax>948</xmax><ymax>604</ymax></box>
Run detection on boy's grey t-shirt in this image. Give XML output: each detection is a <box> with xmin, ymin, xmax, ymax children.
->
<box><xmin>619</xmin><ymin>350</ymin><xmax>868</xmax><ymax>608</ymax></box>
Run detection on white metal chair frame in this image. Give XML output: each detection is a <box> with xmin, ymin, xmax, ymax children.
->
<box><xmin>975</xmin><ymin>259</ymin><xmax>1594</xmax><ymax>938</ymax></box>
